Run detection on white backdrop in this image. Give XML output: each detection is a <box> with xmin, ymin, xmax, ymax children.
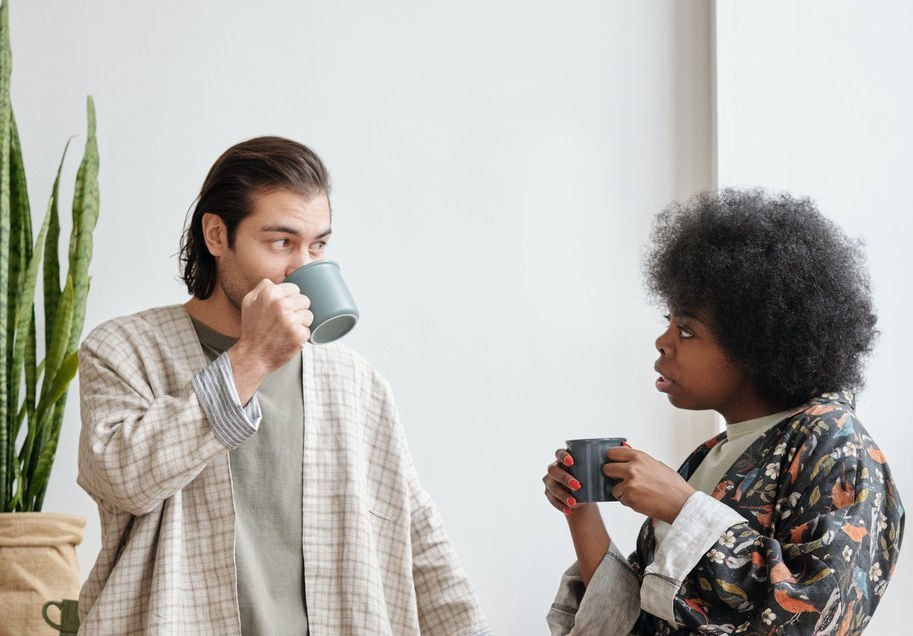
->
<box><xmin>8</xmin><ymin>1</ymin><xmax>908</xmax><ymax>633</ymax></box>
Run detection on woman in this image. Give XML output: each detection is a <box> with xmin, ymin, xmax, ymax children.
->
<box><xmin>543</xmin><ymin>190</ymin><xmax>904</xmax><ymax>634</ymax></box>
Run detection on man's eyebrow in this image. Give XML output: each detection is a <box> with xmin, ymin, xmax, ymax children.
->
<box><xmin>259</xmin><ymin>225</ymin><xmax>333</xmax><ymax>239</ymax></box>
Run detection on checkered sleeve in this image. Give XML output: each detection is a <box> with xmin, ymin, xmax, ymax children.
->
<box><xmin>409</xmin><ymin>486</ymin><xmax>492</xmax><ymax>635</ymax></box>
<box><xmin>77</xmin><ymin>320</ymin><xmax>232</xmax><ymax>517</ymax></box>
<box><xmin>389</xmin><ymin>414</ymin><xmax>489</xmax><ymax>633</ymax></box>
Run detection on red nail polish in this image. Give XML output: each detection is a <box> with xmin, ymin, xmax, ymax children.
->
<box><xmin>569</xmin><ymin>479</ymin><xmax>581</xmax><ymax>491</ymax></box>
<box><xmin>563</xmin><ymin>455</ymin><xmax>574</xmax><ymax>466</ymax></box>
<box><xmin>566</xmin><ymin>496</ymin><xmax>576</xmax><ymax>507</ymax></box>
<box><xmin>563</xmin><ymin>507</ymin><xmax>572</xmax><ymax>516</ymax></box>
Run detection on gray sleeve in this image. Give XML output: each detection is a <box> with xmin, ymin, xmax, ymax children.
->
<box><xmin>547</xmin><ymin>544</ymin><xmax>641</xmax><ymax>636</ymax></box>
<box><xmin>192</xmin><ymin>351</ymin><xmax>262</xmax><ymax>449</ymax></box>
<box><xmin>640</xmin><ymin>492</ymin><xmax>746</xmax><ymax>626</ymax></box>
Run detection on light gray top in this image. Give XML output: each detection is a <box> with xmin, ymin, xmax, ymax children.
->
<box><xmin>652</xmin><ymin>409</ymin><xmax>792</xmax><ymax>546</ymax></box>
<box><xmin>192</xmin><ymin>318</ymin><xmax>308</xmax><ymax>636</ymax></box>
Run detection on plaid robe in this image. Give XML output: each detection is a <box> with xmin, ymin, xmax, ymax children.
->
<box><xmin>77</xmin><ymin>305</ymin><xmax>489</xmax><ymax>635</ymax></box>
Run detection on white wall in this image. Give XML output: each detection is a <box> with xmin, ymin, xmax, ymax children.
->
<box><xmin>14</xmin><ymin>1</ymin><xmax>909</xmax><ymax>633</ymax></box>
<box><xmin>715</xmin><ymin>2</ymin><xmax>913</xmax><ymax>631</ymax></box>
<box><xmin>13</xmin><ymin>3</ymin><xmax>713</xmax><ymax>633</ymax></box>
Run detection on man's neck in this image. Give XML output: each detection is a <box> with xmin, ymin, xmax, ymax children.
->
<box><xmin>184</xmin><ymin>294</ymin><xmax>241</xmax><ymax>338</ymax></box>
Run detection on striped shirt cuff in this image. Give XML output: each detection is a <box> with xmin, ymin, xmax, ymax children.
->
<box><xmin>192</xmin><ymin>352</ymin><xmax>261</xmax><ymax>449</ymax></box>
<box><xmin>641</xmin><ymin>492</ymin><xmax>746</xmax><ymax>626</ymax></box>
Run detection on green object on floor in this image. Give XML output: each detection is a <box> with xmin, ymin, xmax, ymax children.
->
<box><xmin>42</xmin><ymin>599</ymin><xmax>79</xmax><ymax>635</ymax></box>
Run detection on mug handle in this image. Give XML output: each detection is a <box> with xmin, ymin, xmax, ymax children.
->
<box><xmin>42</xmin><ymin>600</ymin><xmax>63</xmax><ymax>630</ymax></box>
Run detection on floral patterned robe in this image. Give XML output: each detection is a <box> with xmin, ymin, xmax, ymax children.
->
<box><xmin>630</xmin><ymin>392</ymin><xmax>905</xmax><ymax>634</ymax></box>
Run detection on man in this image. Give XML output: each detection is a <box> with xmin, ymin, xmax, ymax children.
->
<box><xmin>77</xmin><ymin>136</ymin><xmax>491</xmax><ymax>635</ymax></box>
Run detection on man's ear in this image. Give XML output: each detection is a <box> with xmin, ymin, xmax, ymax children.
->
<box><xmin>201</xmin><ymin>213</ymin><xmax>229</xmax><ymax>257</ymax></box>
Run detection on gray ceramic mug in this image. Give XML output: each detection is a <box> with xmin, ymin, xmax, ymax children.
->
<box><xmin>565</xmin><ymin>437</ymin><xmax>627</xmax><ymax>502</ymax></box>
<box><xmin>283</xmin><ymin>260</ymin><xmax>359</xmax><ymax>344</ymax></box>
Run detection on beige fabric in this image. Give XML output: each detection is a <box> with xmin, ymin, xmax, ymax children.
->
<box><xmin>0</xmin><ymin>512</ymin><xmax>84</xmax><ymax>636</ymax></box>
<box><xmin>77</xmin><ymin>305</ymin><xmax>488</xmax><ymax>635</ymax></box>
<box><xmin>193</xmin><ymin>317</ymin><xmax>310</xmax><ymax>634</ymax></box>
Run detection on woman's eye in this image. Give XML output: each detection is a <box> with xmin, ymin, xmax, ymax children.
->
<box><xmin>678</xmin><ymin>325</ymin><xmax>693</xmax><ymax>339</ymax></box>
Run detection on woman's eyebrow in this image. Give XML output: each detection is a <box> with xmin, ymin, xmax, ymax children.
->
<box><xmin>671</xmin><ymin>309</ymin><xmax>698</xmax><ymax>320</ymax></box>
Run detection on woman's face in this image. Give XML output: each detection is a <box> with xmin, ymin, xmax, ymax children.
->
<box><xmin>653</xmin><ymin>308</ymin><xmax>776</xmax><ymax>424</ymax></box>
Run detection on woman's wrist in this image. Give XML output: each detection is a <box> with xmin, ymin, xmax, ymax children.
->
<box><xmin>566</xmin><ymin>503</ymin><xmax>611</xmax><ymax>585</ymax></box>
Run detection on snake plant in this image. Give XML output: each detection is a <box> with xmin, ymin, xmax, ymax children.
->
<box><xmin>0</xmin><ymin>0</ymin><xmax>99</xmax><ymax>512</ymax></box>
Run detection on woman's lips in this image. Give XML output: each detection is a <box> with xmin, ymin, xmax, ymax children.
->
<box><xmin>655</xmin><ymin>376</ymin><xmax>674</xmax><ymax>393</ymax></box>
<box><xmin>654</xmin><ymin>365</ymin><xmax>674</xmax><ymax>393</ymax></box>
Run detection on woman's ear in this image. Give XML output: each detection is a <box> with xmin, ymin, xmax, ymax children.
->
<box><xmin>201</xmin><ymin>213</ymin><xmax>228</xmax><ymax>257</ymax></box>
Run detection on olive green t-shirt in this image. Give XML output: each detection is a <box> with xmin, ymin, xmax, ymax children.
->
<box><xmin>192</xmin><ymin>318</ymin><xmax>308</xmax><ymax>635</ymax></box>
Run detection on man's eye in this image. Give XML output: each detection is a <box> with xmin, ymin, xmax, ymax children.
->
<box><xmin>272</xmin><ymin>239</ymin><xmax>290</xmax><ymax>249</ymax></box>
<box><xmin>311</xmin><ymin>241</ymin><xmax>327</xmax><ymax>253</ymax></box>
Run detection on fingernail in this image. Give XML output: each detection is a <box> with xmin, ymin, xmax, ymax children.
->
<box><xmin>622</xmin><ymin>442</ymin><xmax>631</xmax><ymax>448</ymax></box>
<box><xmin>569</xmin><ymin>479</ymin><xmax>581</xmax><ymax>491</ymax></box>
<box><xmin>566</xmin><ymin>496</ymin><xmax>576</xmax><ymax>507</ymax></box>
<box><xmin>563</xmin><ymin>507</ymin><xmax>572</xmax><ymax>516</ymax></box>
<box><xmin>563</xmin><ymin>455</ymin><xmax>574</xmax><ymax>466</ymax></box>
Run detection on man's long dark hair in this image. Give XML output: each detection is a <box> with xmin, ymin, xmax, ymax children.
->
<box><xmin>179</xmin><ymin>136</ymin><xmax>330</xmax><ymax>299</ymax></box>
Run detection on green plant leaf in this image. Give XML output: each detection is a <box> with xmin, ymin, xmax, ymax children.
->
<box><xmin>0</xmin><ymin>4</ymin><xmax>99</xmax><ymax>511</ymax></box>
<box><xmin>29</xmin><ymin>397</ymin><xmax>67</xmax><ymax>510</ymax></box>
<box><xmin>34</xmin><ymin>350</ymin><xmax>77</xmax><ymax>426</ymax></box>
<box><xmin>7</xmin><ymin>112</ymin><xmax>30</xmax><ymax>410</ymax></box>
<box><xmin>26</xmin><ymin>354</ymin><xmax>77</xmax><ymax>508</ymax></box>
<box><xmin>40</xmin><ymin>276</ymin><xmax>73</xmax><ymax>399</ymax></box>
<box><xmin>8</xmin><ymin>449</ymin><xmax>21</xmax><ymax>510</ymax></box>
<box><xmin>11</xmin><ymin>195</ymin><xmax>50</xmax><ymax>391</ymax></box>
<box><xmin>0</xmin><ymin>0</ymin><xmax>13</xmax><ymax>512</ymax></box>
<box><xmin>66</xmin><ymin>96</ymin><xmax>98</xmax><ymax>353</ymax></box>
<box><xmin>44</xmin><ymin>138</ymin><xmax>70</xmax><ymax>353</ymax></box>
<box><xmin>28</xmin><ymin>407</ymin><xmax>64</xmax><ymax>510</ymax></box>
<box><xmin>6</xmin><ymin>197</ymin><xmax>49</xmax><ymax>504</ymax></box>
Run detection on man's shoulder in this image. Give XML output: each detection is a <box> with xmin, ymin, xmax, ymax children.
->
<box><xmin>82</xmin><ymin>304</ymin><xmax>191</xmax><ymax>350</ymax></box>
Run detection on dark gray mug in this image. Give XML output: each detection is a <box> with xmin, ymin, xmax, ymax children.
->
<box><xmin>565</xmin><ymin>437</ymin><xmax>627</xmax><ymax>502</ymax></box>
<box><xmin>284</xmin><ymin>260</ymin><xmax>359</xmax><ymax>344</ymax></box>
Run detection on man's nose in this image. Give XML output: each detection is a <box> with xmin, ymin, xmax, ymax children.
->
<box><xmin>285</xmin><ymin>251</ymin><xmax>318</xmax><ymax>278</ymax></box>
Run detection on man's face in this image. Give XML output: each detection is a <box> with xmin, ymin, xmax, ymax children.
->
<box><xmin>207</xmin><ymin>188</ymin><xmax>332</xmax><ymax>310</ymax></box>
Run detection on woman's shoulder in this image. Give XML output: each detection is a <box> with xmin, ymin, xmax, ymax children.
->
<box><xmin>776</xmin><ymin>391</ymin><xmax>895</xmax><ymax>481</ymax></box>
<box><xmin>782</xmin><ymin>391</ymin><xmax>867</xmax><ymax>444</ymax></box>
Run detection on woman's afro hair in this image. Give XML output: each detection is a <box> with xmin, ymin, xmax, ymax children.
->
<box><xmin>644</xmin><ymin>188</ymin><xmax>877</xmax><ymax>409</ymax></box>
